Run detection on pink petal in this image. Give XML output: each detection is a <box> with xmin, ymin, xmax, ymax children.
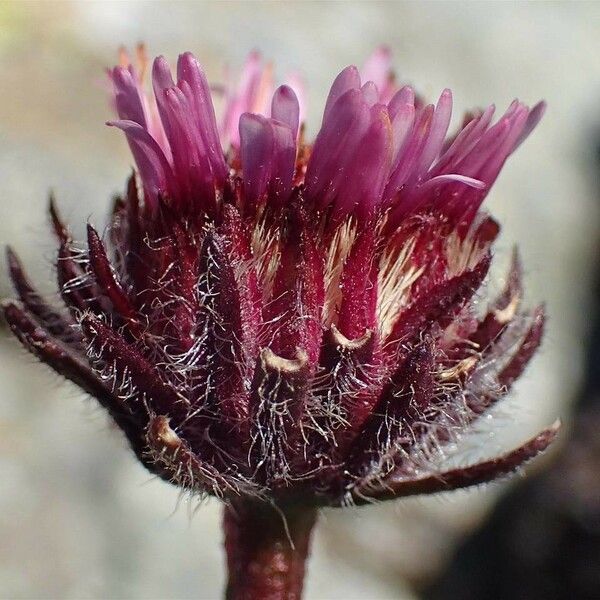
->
<box><xmin>514</xmin><ymin>100</ymin><xmax>546</xmax><ymax>150</ymax></box>
<box><xmin>177</xmin><ymin>52</ymin><xmax>227</xmax><ymax>182</ymax></box>
<box><xmin>239</xmin><ymin>113</ymin><xmax>273</xmax><ymax>209</ymax></box>
<box><xmin>107</xmin><ymin>119</ymin><xmax>175</xmax><ymax>208</ymax></box>
<box><xmin>322</xmin><ymin>65</ymin><xmax>361</xmax><ymax>124</ymax></box>
<box><xmin>361</xmin><ymin>81</ymin><xmax>379</xmax><ymax>107</ymax></box>
<box><xmin>271</xmin><ymin>85</ymin><xmax>300</xmax><ymax>140</ymax></box>
<box><xmin>415</xmin><ymin>88</ymin><xmax>453</xmax><ymax>177</ymax></box>
<box><xmin>361</xmin><ymin>46</ymin><xmax>392</xmax><ymax>93</ymax></box>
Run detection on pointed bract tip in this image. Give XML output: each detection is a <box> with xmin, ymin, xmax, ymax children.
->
<box><xmin>48</xmin><ymin>195</ymin><xmax>70</xmax><ymax>243</ymax></box>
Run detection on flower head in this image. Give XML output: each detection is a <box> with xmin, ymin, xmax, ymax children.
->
<box><xmin>4</xmin><ymin>48</ymin><xmax>557</xmax><ymax>508</ymax></box>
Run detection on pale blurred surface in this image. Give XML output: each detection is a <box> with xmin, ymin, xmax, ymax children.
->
<box><xmin>1</xmin><ymin>1</ymin><xmax>599</xmax><ymax>598</ymax></box>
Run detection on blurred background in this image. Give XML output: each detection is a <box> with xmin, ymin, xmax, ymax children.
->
<box><xmin>1</xmin><ymin>1</ymin><xmax>599</xmax><ymax>598</ymax></box>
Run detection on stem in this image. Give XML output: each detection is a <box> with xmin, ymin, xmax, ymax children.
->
<box><xmin>222</xmin><ymin>499</ymin><xmax>318</xmax><ymax>600</ymax></box>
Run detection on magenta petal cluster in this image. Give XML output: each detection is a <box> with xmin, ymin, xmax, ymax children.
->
<box><xmin>4</xmin><ymin>49</ymin><xmax>557</xmax><ymax>507</ymax></box>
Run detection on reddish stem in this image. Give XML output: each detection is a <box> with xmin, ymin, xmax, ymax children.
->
<box><xmin>223</xmin><ymin>499</ymin><xmax>318</xmax><ymax>600</ymax></box>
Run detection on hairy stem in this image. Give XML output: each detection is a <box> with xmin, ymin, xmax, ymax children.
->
<box><xmin>223</xmin><ymin>499</ymin><xmax>318</xmax><ymax>600</ymax></box>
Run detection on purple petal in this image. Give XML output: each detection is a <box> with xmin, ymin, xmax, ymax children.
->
<box><xmin>415</xmin><ymin>88</ymin><xmax>453</xmax><ymax>177</ymax></box>
<box><xmin>152</xmin><ymin>55</ymin><xmax>176</xmax><ymax>91</ymax></box>
<box><xmin>305</xmin><ymin>89</ymin><xmax>371</xmax><ymax>211</ymax></box>
<box><xmin>239</xmin><ymin>113</ymin><xmax>273</xmax><ymax>209</ymax></box>
<box><xmin>111</xmin><ymin>66</ymin><xmax>147</xmax><ymax>127</ymax></box>
<box><xmin>221</xmin><ymin>51</ymin><xmax>265</xmax><ymax>148</ymax></box>
<box><xmin>239</xmin><ymin>113</ymin><xmax>295</xmax><ymax>209</ymax></box>
<box><xmin>271</xmin><ymin>85</ymin><xmax>300</xmax><ymax>140</ymax></box>
<box><xmin>390</xmin><ymin>99</ymin><xmax>416</xmax><ymax>164</ymax></box>
<box><xmin>160</xmin><ymin>86</ymin><xmax>204</xmax><ymax>199</ymax></box>
<box><xmin>268</xmin><ymin>119</ymin><xmax>296</xmax><ymax>204</ymax></box>
<box><xmin>383</xmin><ymin>104</ymin><xmax>434</xmax><ymax>204</ymax></box>
<box><xmin>151</xmin><ymin>56</ymin><xmax>177</xmax><ymax>156</ymax></box>
<box><xmin>448</xmin><ymin>106</ymin><xmax>531</xmax><ymax>221</ymax></box>
<box><xmin>388</xmin><ymin>86</ymin><xmax>415</xmax><ymax>120</ymax></box>
<box><xmin>476</xmin><ymin>106</ymin><xmax>529</xmax><ymax>187</ymax></box>
<box><xmin>283</xmin><ymin>71</ymin><xmax>307</xmax><ymax>127</ymax></box>
<box><xmin>430</xmin><ymin>104</ymin><xmax>496</xmax><ymax>176</ymax></box>
<box><xmin>438</xmin><ymin>119</ymin><xmax>511</xmax><ymax>219</ymax></box>
<box><xmin>418</xmin><ymin>175</ymin><xmax>486</xmax><ymax>215</ymax></box>
<box><xmin>152</xmin><ymin>57</ymin><xmax>212</xmax><ymax>190</ymax></box>
<box><xmin>503</xmin><ymin>98</ymin><xmax>521</xmax><ymax>120</ymax></box>
<box><xmin>361</xmin><ymin>81</ymin><xmax>379</xmax><ymax>107</ymax></box>
<box><xmin>418</xmin><ymin>174</ymin><xmax>486</xmax><ymax>196</ymax></box>
<box><xmin>332</xmin><ymin>104</ymin><xmax>393</xmax><ymax>220</ymax></box>
<box><xmin>361</xmin><ymin>46</ymin><xmax>392</xmax><ymax>93</ymax></box>
<box><xmin>107</xmin><ymin>119</ymin><xmax>175</xmax><ymax>207</ymax></box>
<box><xmin>514</xmin><ymin>100</ymin><xmax>546</xmax><ymax>150</ymax></box>
<box><xmin>177</xmin><ymin>52</ymin><xmax>227</xmax><ymax>182</ymax></box>
<box><xmin>236</xmin><ymin>50</ymin><xmax>265</xmax><ymax>109</ymax></box>
<box><xmin>453</xmin><ymin>116</ymin><xmax>512</xmax><ymax>178</ymax></box>
<box><xmin>322</xmin><ymin>65</ymin><xmax>361</xmax><ymax>123</ymax></box>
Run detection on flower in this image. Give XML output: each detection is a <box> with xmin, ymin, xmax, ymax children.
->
<box><xmin>4</xmin><ymin>48</ymin><xmax>557</xmax><ymax>507</ymax></box>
